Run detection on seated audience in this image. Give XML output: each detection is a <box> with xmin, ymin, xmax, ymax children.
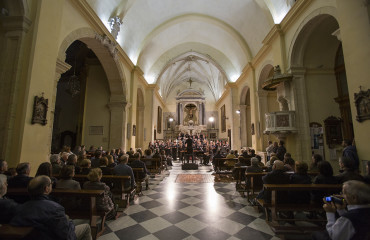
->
<box><xmin>83</xmin><ymin>168</ymin><xmax>117</xmax><ymax>219</ymax></box>
<box><xmin>266</xmin><ymin>156</ymin><xmax>278</xmax><ymax>171</ymax></box>
<box><xmin>113</xmin><ymin>155</ymin><xmax>136</xmax><ymax>190</ymax></box>
<box><xmin>310</xmin><ymin>154</ymin><xmax>323</xmax><ymax>172</ymax></box>
<box><xmin>312</xmin><ymin>180</ymin><xmax>370</xmax><ymax>240</ymax></box>
<box><xmin>130</xmin><ymin>153</ymin><xmax>150</xmax><ymax>190</ymax></box>
<box><xmin>246</xmin><ymin>157</ymin><xmax>263</xmax><ymax>173</ymax></box>
<box><xmin>336</xmin><ymin>157</ymin><xmax>364</xmax><ymax>183</ymax></box>
<box><xmin>99</xmin><ymin>157</ymin><xmax>113</xmax><ymax>175</ymax></box>
<box><xmin>60</xmin><ymin>152</ymin><xmax>70</xmax><ymax>165</ymax></box>
<box><xmin>10</xmin><ymin>175</ymin><xmax>92</xmax><ymax>240</ymax></box>
<box><xmin>56</xmin><ymin>165</ymin><xmax>80</xmax><ymax>190</ymax></box>
<box><xmin>226</xmin><ymin>150</ymin><xmax>236</xmax><ymax>159</ymax></box>
<box><xmin>256</xmin><ymin>160</ymin><xmax>290</xmax><ymax>204</ymax></box>
<box><xmin>311</xmin><ymin>161</ymin><xmax>339</xmax><ymax>204</ymax></box>
<box><xmin>256</xmin><ymin>155</ymin><xmax>265</xmax><ymax>168</ymax></box>
<box><xmin>106</xmin><ymin>155</ymin><xmax>117</xmax><ymax>168</ymax></box>
<box><xmin>66</xmin><ymin>154</ymin><xmax>80</xmax><ymax>174</ymax></box>
<box><xmin>257</xmin><ymin>160</ymin><xmax>290</xmax><ymax>203</ymax></box>
<box><xmin>79</xmin><ymin>159</ymin><xmax>92</xmax><ymax>175</ymax></box>
<box><xmin>0</xmin><ymin>174</ymin><xmax>18</xmax><ymax>223</ymax></box>
<box><xmin>235</xmin><ymin>156</ymin><xmax>250</xmax><ymax>167</ymax></box>
<box><xmin>50</xmin><ymin>154</ymin><xmax>62</xmax><ymax>175</ymax></box>
<box><xmin>91</xmin><ymin>150</ymin><xmax>102</xmax><ymax>168</ymax></box>
<box><xmin>8</xmin><ymin>162</ymin><xmax>33</xmax><ymax>189</ymax></box>
<box><xmin>289</xmin><ymin>161</ymin><xmax>311</xmax><ymax>204</ymax></box>
<box><xmin>36</xmin><ymin>162</ymin><xmax>56</xmax><ymax>187</ymax></box>
<box><xmin>0</xmin><ymin>159</ymin><xmax>8</xmax><ymax>176</ymax></box>
<box><xmin>283</xmin><ymin>157</ymin><xmax>295</xmax><ymax>172</ymax></box>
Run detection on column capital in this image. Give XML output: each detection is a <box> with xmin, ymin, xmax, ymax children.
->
<box><xmin>56</xmin><ymin>59</ymin><xmax>72</xmax><ymax>76</ymax></box>
<box><xmin>0</xmin><ymin>16</ymin><xmax>32</xmax><ymax>33</ymax></box>
<box><xmin>107</xmin><ymin>101</ymin><xmax>127</xmax><ymax>111</ymax></box>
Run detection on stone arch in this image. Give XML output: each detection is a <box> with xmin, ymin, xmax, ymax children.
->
<box><xmin>56</xmin><ymin>27</ymin><xmax>128</xmax><ymax>150</ymax></box>
<box><xmin>288</xmin><ymin>9</ymin><xmax>342</xmax><ymax>163</ymax></box>
<box><xmin>289</xmin><ymin>6</ymin><xmax>338</xmax><ymax>68</ymax></box>
<box><xmin>58</xmin><ymin>27</ymin><xmax>126</xmax><ymax>97</ymax></box>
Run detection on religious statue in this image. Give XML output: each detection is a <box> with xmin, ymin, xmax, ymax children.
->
<box><xmin>183</xmin><ymin>104</ymin><xmax>198</xmax><ymax>125</ymax></box>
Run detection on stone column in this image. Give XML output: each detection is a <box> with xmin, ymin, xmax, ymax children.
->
<box><xmin>47</xmin><ymin>59</ymin><xmax>71</xmax><ymax>152</ymax></box>
<box><xmin>256</xmin><ymin>90</ymin><xmax>268</xmax><ymax>150</ymax></box>
<box><xmin>336</xmin><ymin>0</ymin><xmax>370</xmax><ymax>163</ymax></box>
<box><xmin>107</xmin><ymin>100</ymin><xmax>127</xmax><ymax>150</ymax></box>
<box><xmin>239</xmin><ymin>104</ymin><xmax>247</xmax><ymax>148</ymax></box>
<box><xmin>0</xmin><ymin>15</ymin><xmax>32</xmax><ymax>163</ymax></box>
<box><xmin>291</xmin><ymin>68</ymin><xmax>311</xmax><ymax>162</ymax></box>
<box><xmin>136</xmin><ymin>106</ymin><xmax>145</xmax><ymax>149</ymax></box>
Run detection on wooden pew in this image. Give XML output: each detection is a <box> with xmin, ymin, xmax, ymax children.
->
<box><xmin>258</xmin><ymin>184</ymin><xmax>342</xmax><ymax>236</ymax></box>
<box><xmin>54</xmin><ymin>174</ymin><xmax>135</xmax><ymax>208</ymax></box>
<box><xmin>0</xmin><ymin>224</ymin><xmax>36</xmax><ymax>240</ymax></box>
<box><xmin>213</xmin><ymin>158</ymin><xmax>238</xmax><ymax>172</ymax></box>
<box><xmin>244</xmin><ymin>172</ymin><xmax>266</xmax><ymax>202</ymax></box>
<box><xmin>101</xmin><ymin>175</ymin><xmax>136</xmax><ymax>208</ymax></box>
<box><xmin>244</xmin><ymin>171</ymin><xmax>319</xmax><ymax>203</ymax></box>
<box><xmin>142</xmin><ymin>158</ymin><xmax>162</xmax><ymax>175</ymax></box>
<box><xmin>132</xmin><ymin>167</ymin><xmax>145</xmax><ymax>195</ymax></box>
<box><xmin>5</xmin><ymin>188</ymin><xmax>106</xmax><ymax>240</ymax></box>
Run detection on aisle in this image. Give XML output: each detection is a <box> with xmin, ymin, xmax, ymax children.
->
<box><xmin>99</xmin><ymin>162</ymin><xmax>280</xmax><ymax>240</ymax></box>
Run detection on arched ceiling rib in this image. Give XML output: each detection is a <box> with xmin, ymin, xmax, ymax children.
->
<box><xmin>85</xmin><ymin>0</ymin><xmax>295</xmax><ymax>99</ymax></box>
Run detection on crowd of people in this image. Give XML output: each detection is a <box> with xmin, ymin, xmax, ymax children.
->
<box><xmin>1</xmin><ymin>137</ymin><xmax>370</xmax><ymax>239</ymax></box>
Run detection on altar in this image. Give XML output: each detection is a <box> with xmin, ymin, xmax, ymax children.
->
<box><xmin>175</xmin><ymin>89</ymin><xmax>207</xmax><ymax>135</ymax></box>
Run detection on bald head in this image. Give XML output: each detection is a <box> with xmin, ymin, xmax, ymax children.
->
<box><xmin>272</xmin><ymin>160</ymin><xmax>284</xmax><ymax>170</ymax></box>
<box><xmin>28</xmin><ymin>175</ymin><xmax>52</xmax><ymax>197</ymax></box>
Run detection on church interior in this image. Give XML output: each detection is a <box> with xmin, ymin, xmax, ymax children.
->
<box><xmin>1</xmin><ymin>0</ymin><xmax>370</xmax><ymax>239</ymax></box>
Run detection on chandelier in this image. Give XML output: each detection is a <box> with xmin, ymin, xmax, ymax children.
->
<box><xmin>66</xmin><ymin>58</ymin><xmax>80</xmax><ymax>98</ymax></box>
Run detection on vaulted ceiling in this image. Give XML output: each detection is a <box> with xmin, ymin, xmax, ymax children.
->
<box><xmin>86</xmin><ymin>0</ymin><xmax>295</xmax><ymax>100</ymax></box>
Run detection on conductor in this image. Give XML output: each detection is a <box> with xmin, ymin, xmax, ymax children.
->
<box><xmin>185</xmin><ymin>136</ymin><xmax>194</xmax><ymax>163</ymax></box>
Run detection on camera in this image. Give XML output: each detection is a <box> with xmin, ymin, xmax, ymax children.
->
<box><xmin>325</xmin><ymin>196</ymin><xmax>345</xmax><ymax>205</ymax></box>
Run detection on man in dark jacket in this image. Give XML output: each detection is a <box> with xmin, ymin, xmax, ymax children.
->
<box><xmin>276</xmin><ymin>140</ymin><xmax>286</xmax><ymax>161</ymax></box>
<box><xmin>114</xmin><ymin>155</ymin><xmax>136</xmax><ymax>190</ymax></box>
<box><xmin>129</xmin><ymin>153</ymin><xmax>150</xmax><ymax>190</ymax></box>
<box><xmin>7</xmin><ymin>162</ymin><xmax>33</xmax><ymax>203</ymax></box>
<box><xmin>10</xmin><ymin>175</ymin><xmax>92</xmax><ymax>240</ymax></box>
<box><xmin>342</xmin><ymin>140</ymin><xmax>359</xmax><ymax>171</ymax></box>
<box><xmin>258</xmin><ymin>160</ymin><xmax>290</xmax><ymax>203</ymax></box>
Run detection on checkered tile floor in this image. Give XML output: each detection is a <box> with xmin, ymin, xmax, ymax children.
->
<box><xmin>99</xmin><ymin>162</ymin><xmax>282</xmax><ymax>240</ymax></box>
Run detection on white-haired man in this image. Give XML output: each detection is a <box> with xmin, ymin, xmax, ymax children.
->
<box><xmin>312</xmin><ymin>180</ymin><xmax>370</xmax><ymax>240</ymax></box>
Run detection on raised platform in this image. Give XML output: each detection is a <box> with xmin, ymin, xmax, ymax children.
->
<box><xmin>181</xmin><ymin>163</ymin><xmax>199</xmax><ymax>170</ymax></box>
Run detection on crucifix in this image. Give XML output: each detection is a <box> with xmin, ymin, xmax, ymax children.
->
<box><xmin>187</xmin><ymin>78</ymin><xmax>193</xmax><ymax>88</ymax></box>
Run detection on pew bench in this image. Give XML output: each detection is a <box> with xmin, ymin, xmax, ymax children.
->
<box><xmin>0</xmin><ymin>224</ymin><xmax>36</xmax><ymax>240</ymax></box>
<box><xmin>142</xmin><ymin>158</ymin><xmax>162</xmax><ymax>175</ymax></box>
<box><xmin>132</xmin><ymin>167</ymin><xmax>145</xmax><ymax>195</ymax></box>
<box><xmin>258</xmin><ymin>184</ymin><xmax>342</xmax><ymax>236</ymax></box>
<box><xmin>55</xmin><ymin>174</ymin><xmax>135</xmax><ymax>208</ymax></box>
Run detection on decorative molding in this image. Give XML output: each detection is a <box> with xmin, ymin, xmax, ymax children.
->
<box><xmin>56</xmin><ymin>59</ymin><xmax>72</xmax><ymax>75</ymax></box>
<box><xmin>0</xmin><ymin>15</ymin><xmax>32</xmax><ymax>32</ymax></box>
<box><xmin>107</xmin><ymin>101</ymin><xmax>127</xmax><ymax>111</ymax></box>
<box><xmin>95</xmin><ymin>33</ymin><xmax>118</xmax><ymax>60</ymax></box>
<box><xmin>108</xmin><ymin>16</ymin><xmax>122</xmax><ymax>39</ymax></box>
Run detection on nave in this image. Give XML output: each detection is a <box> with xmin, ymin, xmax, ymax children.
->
<box><xmin>99</xmin><ymin>162</ymin><xmax>281</xmax><ymax>240</ymax></box>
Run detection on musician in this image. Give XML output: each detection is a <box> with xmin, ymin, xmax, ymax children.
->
<box><xmin>185</xmin><ymin>136</ymin><xmax>194</xmax><ymax>163</ymax></box>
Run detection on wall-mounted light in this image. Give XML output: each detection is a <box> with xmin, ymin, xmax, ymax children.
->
<box><xmin>208</xmin><ymin>116</ymin><xmax>215</xmax><ymax>122</ymax></box>
<box><xmin>169</xmin><ymin>118</ymin><xmax>174</xmax><ymax>122</ymax></box>
<box><xmin>236</xmin><ymin>110</ymin><xmax>240</xmax><ymax>114</ymax></box>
